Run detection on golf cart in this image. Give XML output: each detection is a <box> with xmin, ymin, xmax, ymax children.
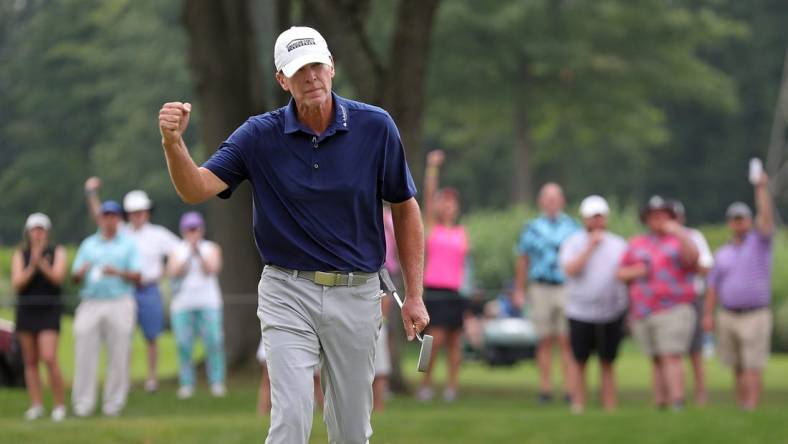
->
<box><xmin>481</xmin><ymin>316</ymin><xmax>538</xmax><ymax>366</ymax></box>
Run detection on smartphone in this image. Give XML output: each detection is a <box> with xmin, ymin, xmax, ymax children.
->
<box><xmin>749</xmin><ymin>158</ymin><xmax>763</xmax><ymax>185</ymax></box>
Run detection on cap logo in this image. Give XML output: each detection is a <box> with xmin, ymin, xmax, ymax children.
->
<box><xmin>287</xmin><ymin>38</ymin><xmax>316</xmax><ymax>52</ymax></box>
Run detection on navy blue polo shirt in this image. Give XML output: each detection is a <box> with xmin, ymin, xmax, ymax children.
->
<box><xmin>202</xmin><ymin>93</ymin><xmax>417</xmax><ymax>272</ymax></box>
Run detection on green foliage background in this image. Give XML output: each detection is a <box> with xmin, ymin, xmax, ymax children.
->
<box><xmin>1</xmin><ymin>0</ymin><xmax>787</xmax><ymax>244</ymax></box>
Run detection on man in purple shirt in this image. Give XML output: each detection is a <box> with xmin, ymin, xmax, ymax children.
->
<box><xmin>703</xmin><ymin>172</ymin><xmax>774</xmax><ymax>410</ymax></box>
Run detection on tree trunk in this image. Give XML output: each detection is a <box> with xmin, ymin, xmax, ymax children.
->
<box><xmin>511</xmin><ymin>100</ymin><xmax>534</xmax><ymax>205</ymax></box>
<box><xmin>381</xmin><ymin>0</ymin><xmax>441</xmax><ymax>181</ymax></box>
<box><xmin>183</xmin><ymin>0</ymin><xmax>266</xmax><ymax>369</ymax></box>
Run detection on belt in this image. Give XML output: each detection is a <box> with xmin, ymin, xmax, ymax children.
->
<box><xmin>269</xmin><ymin>265</ymin><xmax>377</xmax><ymax>287</ymax></box>
<box><xmin>533</xmin><ymin>278</ymin><xmax>563</xmax><ymax>286</ymax></box>
<box><xmin>723</xmin><ymin>306</ymin><xmax>768</xmax><ymax>314</ymax></box>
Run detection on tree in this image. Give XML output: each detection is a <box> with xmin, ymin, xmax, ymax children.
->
<box><xmin>426</xmin><ymin>0</ymin><xmax>744</xmax><ymax>208</ymax></box>
<box><xmin>0</xmin><ymin>0</ymin><xmax>195</xmax><ymax>244</ymax></box>
<box><xmin>182</xmin><ymin>0</ymin><xmax>267</xmax><ymax>368</ymax></box>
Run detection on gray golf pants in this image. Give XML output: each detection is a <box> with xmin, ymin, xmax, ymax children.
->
<box><xmin>258</xmin><ymin>265</ymin><xmax>382</xmax><ymax>444</ymax></box>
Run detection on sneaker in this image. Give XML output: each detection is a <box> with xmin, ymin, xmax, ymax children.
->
<box><xmin>144</xmin><ymin>379</ymin><xmax>159</xmax><ymax>393</ymax></box>
<box><xmin>210</xmin><ymin>383</ymin><xmax>226</xmax><ymax>398</ymax></box>
<box><xmin>24</xmin><ymin>405</ymin><xmax>45</xmax><ymax>421</ymax></box>
<box><xmin>51</xmin><ymin>405</ymin><xmax>67</xmax><ymax>422</ymax></box>
<box><xmin>537</xmin><ymin>392</ymin><xmax>553</xmax><ymax>405</ymax></box>
<box><xmin>417</xmin><ymin>386</ymin><xmax>434</xmax><ymax>402</ymax></box>
<box><xmin>442</xmin><ymin>388</ymin><xmax>457</xmax><ymax>402</ymax></box>
<box><xmin>177</xmin><ymin>385</ymin><xmax>194</xmax><ymax>399</ymax></box>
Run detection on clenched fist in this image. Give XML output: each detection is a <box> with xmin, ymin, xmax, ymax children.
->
<box><xmin>159</xmin><ymin>102</ymin><xmax>192</xmax><ymax>145</ymax></box>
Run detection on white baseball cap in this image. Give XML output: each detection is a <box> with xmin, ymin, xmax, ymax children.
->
<box><xmin>579</xmin><ymin>195</ymin><xmax>610</xmax><ymax>218</ymax></box>
<box><xmin>25</xmin><ymin>212</ymin><xmax>52</xmax><ymax>231</ymax></box>
<box><xmin>274</xmin><ymin>26</ymin><xmax>333</xmax><ymax>78</ymax></box>
<box><xmin>123</xmin><ymin>190</ymin><xmax>152</xmax><ymax>213</ymax></box>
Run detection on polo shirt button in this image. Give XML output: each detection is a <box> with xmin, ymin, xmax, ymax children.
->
<box><xmin>313</xmin><ymin>163</ymin><xmax>319</xmax><ymax>169</ymax></box>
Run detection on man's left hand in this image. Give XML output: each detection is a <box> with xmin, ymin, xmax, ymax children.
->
<box><xmin>401</xmin><ymin>296</ymin><xmax>429</xmax><ymax>342</ymax></box>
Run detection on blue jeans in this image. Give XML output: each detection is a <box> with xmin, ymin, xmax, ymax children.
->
<box><xmin>171</xmin><ymin>308</ymin><xmax>225</xmax><ymax>387</ymax></box>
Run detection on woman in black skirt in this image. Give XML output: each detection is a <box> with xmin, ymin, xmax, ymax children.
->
<box><xmin>11</xmin><ymin>213</ymin><xmax>67</xmax><ymax>421</ymax></box>
<box><xmin>418</xmin><ymin>150</ymin><xmax>471</xmax><ymax>402</ymax></box>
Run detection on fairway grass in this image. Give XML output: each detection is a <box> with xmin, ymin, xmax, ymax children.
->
<box><xmin>1</xmin><ymin>313</ymin><xmax>787</xmax><ymax>443</ymax></box>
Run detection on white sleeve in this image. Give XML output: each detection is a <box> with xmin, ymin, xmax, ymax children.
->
<box><xmin>691</xmin><ymin>230</ymin><xmax>714</xmax><ymax>268</ymax></box>
<box><xmin>158</xmin><ymin>226</ymin><xmax>181</xmax><ymax>255</ymax></box>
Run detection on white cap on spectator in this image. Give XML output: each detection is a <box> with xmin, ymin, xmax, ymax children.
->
<box><xmin>274</xmin><ymin>26</ymin><xmax>333</xmax><ymax>78</ymax></box>
<box><xmin>123</xmin><ymin>190</ymin><xmax>152</xmax><ymax>213</ymax></box>
<box><xmin>579</xmin><ymin>195</ymin><xmax>610</xmax><ymax>218</ymax></box>
<box><xmin>25</xmin><ymin>212</ymin><xmax>52</xmax><ymax>231</ymax></box>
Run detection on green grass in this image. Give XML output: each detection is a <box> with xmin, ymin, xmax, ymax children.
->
<box><xmin>1</xmin><ymin>323</ymin><xmax>788</xmax><ymax>443</ymax></box>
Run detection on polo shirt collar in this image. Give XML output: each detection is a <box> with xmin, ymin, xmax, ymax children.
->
<box><xmin>283</xmin><ymin>92</ymin><xmax>351</xmax><ymax>136</ymax></box>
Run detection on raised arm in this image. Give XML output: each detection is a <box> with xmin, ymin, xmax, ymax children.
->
<box><xmin>158</xmin><ymin>102</ymin><xmax>228</xmax><ymax>204</ymax></box>
<box><xmin>754</xmin><ymin>172</ymin><xmax>774</xmax><ymax>236</ymax></box>
<box><xmin>84</xmin><ymin>177</ymin><xmax>102</xmax><ymax>225</ymax></box>
<box><xmin>422</xmin><ymin>150</ymin><xmax>444</xmax><ymax>232</ymax></box>
<box><xmin>390</xmin><ymin>197</ymin><xmax>429</xmax><ymax>341</ymax></box>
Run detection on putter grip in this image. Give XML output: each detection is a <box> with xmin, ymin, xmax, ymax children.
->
<box><xmin>379</xmin><ymin>268</ymin><xmax>397</xmax><ymax>294</ymax></box>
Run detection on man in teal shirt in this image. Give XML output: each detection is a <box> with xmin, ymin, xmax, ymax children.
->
<box><xmin>71</xmin><ymin>200</ymin><xmax>141</xmax><ymax>417</ymax></box>
<box><xmin>514</xmin><ymin>183</ymin><xmax>579</xmax><ymax>404</ymax></box>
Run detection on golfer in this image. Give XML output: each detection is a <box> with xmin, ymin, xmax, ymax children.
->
<box><xmin>158</xmin><ymin>26</ymin><xmax>427</xmax><ymax>444</ymax></box>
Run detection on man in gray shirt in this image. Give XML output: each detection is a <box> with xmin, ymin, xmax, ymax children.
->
<box><xmin>559</xmin><ymin>195</ymin><xmax>628</xmax><ymax>413</ymax></box>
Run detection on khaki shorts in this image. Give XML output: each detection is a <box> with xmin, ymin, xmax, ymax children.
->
<box><xmin>632</xmin><ymin>304</ymin><xmax>695</xmax><ymax>357</ymax></box>
<box><xmin>717</xmin><ymin>308</ymin><xmax>772</xmax><ymax>370</ymax></box>
<box><xmin>528</xmin><ymin>283</ymin><xmax>568</xmax><ymax>339</ymax></box>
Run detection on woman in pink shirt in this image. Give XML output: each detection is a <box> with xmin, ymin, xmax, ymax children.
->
<box><xmin>418</xmin><ymin>150</ymin><xmax>469</xmax><ymax>402</ymax></box>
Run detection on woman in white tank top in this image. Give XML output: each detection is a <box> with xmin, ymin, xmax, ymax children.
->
<box><xmin>166</xmin><ymin>211</ymin><xmax>226</xmax><ymax>399</ymax></box>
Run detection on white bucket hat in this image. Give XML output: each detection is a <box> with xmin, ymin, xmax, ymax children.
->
<box><xmin>274</xmin><ymin>26</ymin><xmax>333</xmax><ymax>78</ymax></box>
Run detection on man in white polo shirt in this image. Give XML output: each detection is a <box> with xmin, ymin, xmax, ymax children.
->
<box><xmin>559</xmin><ymin>195</ymin><xmax>628</xmax><ymax>413</ymax></box>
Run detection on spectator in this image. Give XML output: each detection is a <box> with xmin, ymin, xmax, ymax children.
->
<box><xmin>617</xmin><ymin>196</ymin><xmax>699</xmax><ymax>411</ymax></box>
<box><xmin>85</xmin><ymin>178</ymin><xmax>179</xmax><ymax>392</ymax></box>
<box><xmin>514</xmin><ymin>183</ymin><xmax>579</xmax><ymax>404</ymax></box>
<box><xmin>71</xmin><ymin>201</ymin><xmax>141</xmax><ymax>417</ymax></box>
<box><xmin>559</xmin><ymin>196</ymin><xmax>628</xmax><ymax>413</ymax></box>
<box><xmin>703</xmin><ymin>173</ymin><xmax>774</xmax><ymax>410</ymax></box>
<box><xmin>166</xmin><ymin>211</ymin><xmax>226</xmax><ymax>399</ymax></box>
<box><xmin>670</xmin><ymin>200</ymin><xmax>714</xmax><ymax>405</ymax></box>
<box><xmin>10</xmin><ymin>213</ymin><xmax>67</xmax><ymax>421</ymax></box>
<box><xmin>419</xmin><ymin>149</ymin><xmax>470</xmax><ymax>402</ymax></box>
